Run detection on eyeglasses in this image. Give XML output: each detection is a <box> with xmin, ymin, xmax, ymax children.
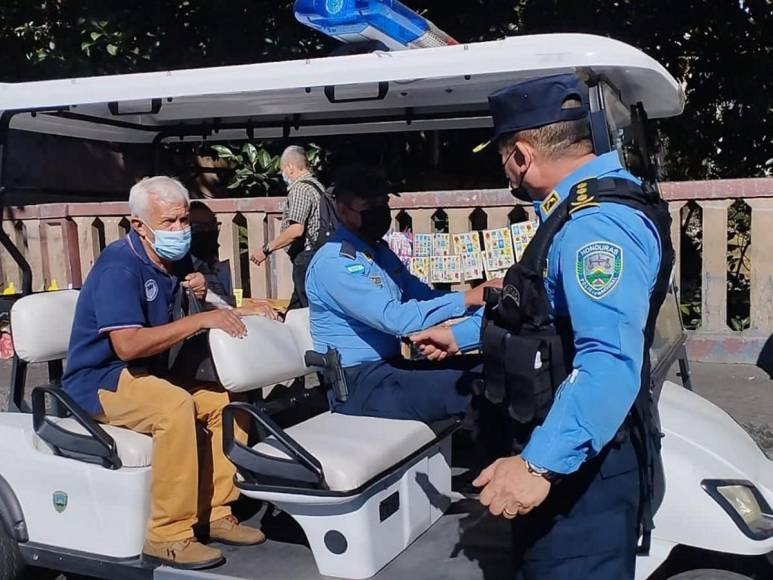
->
<box><xmin>501</xmin><ymin>147</ymin><xmax>517</xmax><ymax>168</ymax></box>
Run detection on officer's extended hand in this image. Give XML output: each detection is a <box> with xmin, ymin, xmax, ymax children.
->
<box><xmin>197</xmin><ymin>309</ymin><xmax>248</xmax><ymax>339</ymax></box>
<box><xmin>473</xmin><ymin>456</ymin><xmax>551</xmax><ymax>519</ymax></box>
<box><xmin>238</xmin><ymin>300</ymin><xmax>280</xmax><ymax>321</ymax></box>
<box><xmin>410</xmin><ymin>326</ymin><xmax>459</xmax><ymax>361</ymax></box>
<box><xmin>182</xmin><ymin>272</ymin><xmax>207</xmax><ymax>300</ymax></box>
<box><xmin>463</xmin><ymin>277</ymin><xmax>504</xmax><ymax>307</ymax></box>
<box><xmin>250</xmin><ymin>250</ymin><xmax>268</xmax><ymax>266</ymax></box>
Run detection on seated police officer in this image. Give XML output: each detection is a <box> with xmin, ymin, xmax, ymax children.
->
<box><xmin>305</xmin><ymin>165</ymin><xmax>491</xmax><ymax>423</ymax></box>
<box><xmin>413</xmin><ymin>74</ymin><xmax>672</xmax><ymax>580</ymax></box>
<box><xmin>62</xmin><ymin>177</ymin><xmax>265</xmax><ymax>570</ymax></box>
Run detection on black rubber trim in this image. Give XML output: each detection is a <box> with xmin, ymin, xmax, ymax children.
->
<box><xmin>32</xmin><ymin>387</ymin><xmax>122</xmax><ymax>470</ymax></box>
<box><xmin>108</xmin><ymin>98</ymin><xmax>162</xmax><ymax>116</ymax></box>
<box><xmin>701</xmin><ymin>479</ymin><xmax>773</xmax><ymax>541</ymax></box>
<box><xmin>324</xmin><ymin>82</ymin><xmax>389</xmax><ymax>104</ymax></box>
<box><xmin>0</xmin><ymin>474</ymin><xmax>28</xmax><ymax>542</ymax></box>
<box><xmin>234</xmin><ymin>418</ymin><xmax>460</xmax><ymax>498</ymax></box>
<box><xmin>18</xmin><ymin>542</ymin><xmax>150</xmax><ymax>580</ymax></box>
<box><xmin>223</xmin><ymin>402</ymin><xmax>326</xmax><ymax>490</ymax></box>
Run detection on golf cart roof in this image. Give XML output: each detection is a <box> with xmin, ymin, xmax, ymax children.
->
<box><xmin>0</xmin><ymin>33</ymin><xmax>684</xmax><ymax>144</ymax></box>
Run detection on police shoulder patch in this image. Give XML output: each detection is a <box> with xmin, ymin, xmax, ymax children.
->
<box><xmin>575</xmin><ymin>241</ymin><xmax>623</xmax><ymax>299</ymax></box>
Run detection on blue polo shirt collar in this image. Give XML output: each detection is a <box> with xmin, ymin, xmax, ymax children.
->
<box><xmin>127</xmin><ymin>229</ymin><xmax>175</xmax><ymax>278</ymax></box>
<box><xmin>536</xmin><ymin>152</ymin><xmax>628</xmax><ymax>222</ymax></box>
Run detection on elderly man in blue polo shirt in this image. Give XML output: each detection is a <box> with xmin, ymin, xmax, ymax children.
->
<box><xmin>62</xmin><ymin>176</ymin><xmax>264</xmax><ymax>570</ymax></box>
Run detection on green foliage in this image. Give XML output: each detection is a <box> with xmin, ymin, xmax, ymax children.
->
<box><xmin>205</xmin><ymin>141</ymin><xmax>327</xmax><ymax>197</ymax></box>
<box><xmin>679</xmin><ymin>200</ymin><xmax>753</xmax><ymax>331</ymax></box>
<box><xmin>727</xmin><ymin>200</ymin><xmax>751</xmax><ymax>330</ymax></box>
<box><xmin>207</xmin><ymin>143</ymin><xmax>280</xmax><ymax>197</ymax></box>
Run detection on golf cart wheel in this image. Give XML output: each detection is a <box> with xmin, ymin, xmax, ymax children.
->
<box><xmin>0</xmin><ymin>527</ymin><xmax>25</xmax><ymax>580</ymax></box>
<box><xmin>667</xmin><ymin>570</ymin><xmax>752</xmax><ymax>580</ymax></box>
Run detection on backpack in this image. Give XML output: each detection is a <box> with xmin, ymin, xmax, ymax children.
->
<box><xmin>297</xmin><ymin>179</ymin><xmax>339</xmax><ymax>251</ymax></box>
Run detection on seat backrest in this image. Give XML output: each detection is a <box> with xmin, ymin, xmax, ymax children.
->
<box><xmin>209</xmin><ymin>309</ymin><xmax>312</xmax><ymax>393</ymax></box>
<box><xmin>10</xmin><ymin>290</ymin><xmax>79</xmax><ymax>363</ymax></box>
<box><xmin>284</xmin><ymin>307</ymin><xmax>314</xmax><ymax>355</ymax></box>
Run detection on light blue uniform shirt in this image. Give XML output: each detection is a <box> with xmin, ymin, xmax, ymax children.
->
<box><xmin>306</xmin><ymin>226</ymin><xmax>469</xmax><ymax>368</ymax></box>
<box><xmin>452</xmin><ymin>152</ymin><xmax>662</xmax><ymax>474</ymax></box>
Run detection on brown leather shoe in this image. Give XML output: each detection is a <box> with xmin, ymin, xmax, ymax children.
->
<box><xmin>207</xmin><ymin>514</ymin><xmax>267</xmax><ymax>546</ymax></box>
<box><xmin>142</xmin><ymin>537</ymin><xmax>224</xmax><ymax>570</ymax></box>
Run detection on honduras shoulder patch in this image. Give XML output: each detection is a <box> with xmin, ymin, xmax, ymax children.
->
<box><xmin>576</xmin><ymin>241</ymin><xmax>623</xmax><ymax>299</ymax></box>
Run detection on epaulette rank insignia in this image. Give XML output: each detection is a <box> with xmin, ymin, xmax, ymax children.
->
<box><xmin>569</xmin><ymin>179</ymin><xmax>599</xmax><ymax>214</ymax></box>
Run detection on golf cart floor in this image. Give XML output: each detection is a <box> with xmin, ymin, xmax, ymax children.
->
<box><xmin>155</xmin><ymin>497</ymin><xmax>512</xmax><ymax>580</ymax></box>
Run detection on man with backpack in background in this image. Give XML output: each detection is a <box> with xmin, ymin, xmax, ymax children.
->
<box><xmin>250</xmin><ymin>145</ymin><xmax>335</xmax><ymax>310</ymax></box>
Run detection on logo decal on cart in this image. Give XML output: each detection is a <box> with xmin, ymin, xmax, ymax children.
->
<box><xmin>53</xmin><ymin>490</ymin><xmax>68</xmax><ymax>513</ymax></box>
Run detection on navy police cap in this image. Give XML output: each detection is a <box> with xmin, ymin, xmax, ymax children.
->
<box><xmin>474</xmin><ymin>73</ymin><xmax>589</xmax><ymax>152</ymax></box>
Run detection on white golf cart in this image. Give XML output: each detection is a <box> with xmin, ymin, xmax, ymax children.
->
<box><xmin>1</xmin><ymin>33</ymin><xmax>772</xmax><ymax>580</ymax></box>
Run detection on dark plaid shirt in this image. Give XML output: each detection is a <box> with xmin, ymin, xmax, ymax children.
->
<box><xmin>281</xmin><ymin>175</ymin><xmax>324</xmax><ymax>252</ymax></box>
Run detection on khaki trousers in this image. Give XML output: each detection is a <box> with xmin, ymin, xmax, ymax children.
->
<box><xmin>96</xmin><ymin>369</ymin><xmax>247</xmax><ymax>542</ymax></box>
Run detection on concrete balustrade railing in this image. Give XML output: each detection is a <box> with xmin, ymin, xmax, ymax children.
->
<box><xmin>2</xmin><ymin>178</ymin><xmax>772</xmax><ymax>363</ymax></box>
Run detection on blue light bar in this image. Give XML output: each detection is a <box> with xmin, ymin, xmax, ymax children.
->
<box><xmin>294</xmin><ymin>0</ymin><xmax>457</xmax><ymax>51</ymax></box>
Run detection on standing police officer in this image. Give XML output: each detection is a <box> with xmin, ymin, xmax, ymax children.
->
<box><xmin>412</xmin><ymin>74</ymin><xmax>674</xmax><ymax>579</ymax></box>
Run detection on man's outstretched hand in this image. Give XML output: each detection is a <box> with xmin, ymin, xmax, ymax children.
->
<box><xmin>410</xmin><ymin>325</ymin><xmax>460</xmax><ymax>361</ymax></box>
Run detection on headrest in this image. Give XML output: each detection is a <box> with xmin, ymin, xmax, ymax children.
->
<box><xmin>209</xmin><ymin>313</ymin><xmax>310</xmax><ymax>393</ymax></box>
<box><xmin>11</xmin><ymin>290</ymin><xmax>80</xmax><ymax>363</ymax></box>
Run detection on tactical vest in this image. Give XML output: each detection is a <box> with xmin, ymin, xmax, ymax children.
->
<box><xmin>481</xmin><ymin>176</ymin><xmax>674</xmax><ymax>552</ymax></box>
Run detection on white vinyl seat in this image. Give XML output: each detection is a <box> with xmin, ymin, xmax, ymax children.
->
<box><xmin>11</xmin><ymin>290</ymin><xmax>153</xmax><ymax>469</ymax></box>
<box><xmin>210</xmin><ymin>308</ymin><xmax>458</xmax><ymax>579</ymax></box>
<box><xmin>254</xmin><ymin>411</ymin><xmax>436</xmax><ymax>492</ymax></box>
<box><xmin>32</xmin><ymin>417</ymin><xmax>153</xmax><ymax>468</ymax></box>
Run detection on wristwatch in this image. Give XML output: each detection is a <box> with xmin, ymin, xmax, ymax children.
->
<box><xmin>524</xmin><ymin>459</ymin><xmax>562</xmax><ymax>484</ymax></box>
<box><xmin>262</xmin><ymin>242</ymin><xmax>273</xmax><ymax>256</ymax></box>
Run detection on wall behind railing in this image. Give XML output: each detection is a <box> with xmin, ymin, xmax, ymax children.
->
<box><xmin>2</xmin><ymin>178</ymin><xmax>772</xmax><ymax>364</ymax></box>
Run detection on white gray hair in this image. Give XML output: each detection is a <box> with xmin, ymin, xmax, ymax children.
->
<box><xmin>128</xmin><ymin>176</ymin><xmax>190</xmax><ymax>222</ymax></box>
<box><xmin>280</xmin><ymin>145</ymin><xmax>308</xmax><ymax>170</ymax></box>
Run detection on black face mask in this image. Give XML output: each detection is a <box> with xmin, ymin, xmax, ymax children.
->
<box><xmin>503</xmin><ymin>145</ymin><xmax>533</xmax><ymax>203</ymax></box>
<box><xmin>358</xmin><ymin>205</ymin><xmax>392</xmax><ymax>242</ymax></box>
<box><xmin>509</xmin><ymin>181</ymin><xmax>533</xmax><ymax>203</ymax></box>
<box><xmin>190</xmin><ymin>230</ymin><xmax>220</xmax><ymax>260</ymax></box>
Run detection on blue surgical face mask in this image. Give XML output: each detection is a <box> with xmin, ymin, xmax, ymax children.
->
<box><xmin>145</xmin><ymin>224</ymin><xmax>191</xmax><ymax>261</ymax></box>
<box><xmin>282</xmin><ymin>173</ymin><xmax>292</xmax><ymax>186</ymax></box>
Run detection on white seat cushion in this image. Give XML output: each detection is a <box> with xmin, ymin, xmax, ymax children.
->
<box><xmin>33</xmin><ymin>417</ymin><xmax>153</xmax><ymax>468</ymax></box>
<box><xmin>209</xmin><ymin>315</ymin><xmax>309</xmax><ymax>393</ymax></box>
<box><xmin>253</xmin><ymin>412</ymin><xmax>437</xmax><ymax>492</ymax></box>
<box><xmin>11</xmin><ymin>290</ymin><xmax>80</xmax><ymax>363</ymax></box>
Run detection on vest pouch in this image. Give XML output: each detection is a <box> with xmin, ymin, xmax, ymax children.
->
<box><xmin>500</xmin><ymin>333</ymin><xmax>554</xmax><ymax>424</ymax></box>
<box><xmin>482</xmin><ymin>322</ymin><xmax>508</xmax><ymax>405</ymax></box>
